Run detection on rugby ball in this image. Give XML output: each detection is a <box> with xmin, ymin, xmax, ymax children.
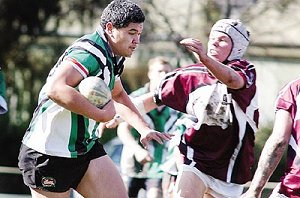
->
<box><xmin>78</xmin><ymin>76</ymin><xmax>111</xmax><ymax>108</ymax></box>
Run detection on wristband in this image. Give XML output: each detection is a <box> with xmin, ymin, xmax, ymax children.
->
<box><xmin>114</xmin><ymin>114</ymin><xmax>124</xmax><ymax>123</ymax></box>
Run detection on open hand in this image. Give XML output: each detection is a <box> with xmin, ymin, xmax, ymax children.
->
<box><xmin>180</xmin><ymin>38</ymin><xmax>206</xmax><ymax>59</ymax></box>
<box><xmin>140</xmin><ymin>130</ymin><xmax>173</xmax><ymax>149</ymax></box>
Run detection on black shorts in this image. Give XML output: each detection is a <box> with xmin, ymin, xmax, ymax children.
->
<box><xmin>18</xmin><ymin>141</ymin><xmax>106</xmax><ymax>192</ymax></box>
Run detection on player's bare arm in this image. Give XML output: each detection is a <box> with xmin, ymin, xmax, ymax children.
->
<box><xmin>136</xmin><ymin>92</ymin><xmax>158</xmax><ymax>113</ymax></box>
<box><xmin>111</xmin><ymin>79</ymin><xmax>172</xmax><ymax>148</ymax></box>
<box><xmin>46</xmin><ymin>60</ymin><xmax>115</xmax><ymax>122</ymax></box>
<box><xmin>104</xmin><ymin>91</ymin><xmax>158</xmax><ymax>129</ymax></box>
<box><xmin>240</xmin><ymin>110</ymin><xmax>292</xmax><ymax>198</ymax></box>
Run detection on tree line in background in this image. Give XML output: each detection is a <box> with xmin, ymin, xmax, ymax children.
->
<box><xmin>0</xmin><ymin>0</ymin><xmax>294</xmax><ymax>181</ymax></box>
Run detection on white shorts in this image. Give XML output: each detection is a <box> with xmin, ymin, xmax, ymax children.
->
<box><xmin>178</xmin><ymin>164</ymin><xmax>244</xmax><ymax>198</ymax></box>
<box><xmin>269</xmin><ymin>183</ymin><xmax>289</xmax><ymax>198</ymax></box>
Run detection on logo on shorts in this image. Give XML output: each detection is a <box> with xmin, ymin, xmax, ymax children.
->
<box><xmin>41</xmin><ymin>177</ymin><xmax>56</xmax><ymax>187</ymax></box>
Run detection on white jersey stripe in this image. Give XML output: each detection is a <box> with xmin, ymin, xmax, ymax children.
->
<box><xmin>226</xmin><ymin>102</ymin><xmax>247</xmax><ymax>182</ymax></box>
<box><xmin>72</xmin><ymin>41</ymin><xmax>106</xmax><ymax>65</ymax></box>
<box><xmin>289</xmin><ymin>136</ymin><xmax>300</xmax><ymax>158</ymax></box>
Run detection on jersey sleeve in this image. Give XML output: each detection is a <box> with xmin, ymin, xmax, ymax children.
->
<box><xmin>64</xmin><ymin>49</ymin><xmax>102</xmax><ymax>78</ymax></box>
<box><xmin>275</xmin><ymin>80</ymin><xmax>298</xmax><ymax>116</ymax></box>
<box><xmin>154</xmin><ymin>71</ymin><xmax>190</xmax><ymax>113</ymax></box>
<box><xmin>228</xmin><ymin>60</ymin><xmax>256</xmax><ymax>89</ymax></box>
<box><xmin>154</xmin><ymin>65</ymin><xmax>216</xmax><ymax>113</ymax></box>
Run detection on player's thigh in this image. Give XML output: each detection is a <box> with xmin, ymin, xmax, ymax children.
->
<box><xmin>174</xmin><ymin>170</ymin><xmax>206</xmax><ymax>198</ymax></box>
<box><xmin>76</xmin><ymin>155</ymin><xmax>128</xmax><ymax>198</ymax></box>
<box><xmin>30</xmin><ymin>187</ymin><xmax>71</xmax><ymax>198</ymax></box>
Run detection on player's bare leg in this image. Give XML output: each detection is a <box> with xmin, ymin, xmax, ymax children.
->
<box><xmin>174</xmin><ymin>171</ymin><xmax>206</xmax><ymax>198</ymax></box>
<box><xmin>76</xmin><ymin>155</ymin><xmax>128</xmax><ymax>198</ymax></box>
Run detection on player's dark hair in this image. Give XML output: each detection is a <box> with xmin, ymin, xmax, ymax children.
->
<box><xmin>100</xmin><ymin>0</ymin><xmax>145</xmax><ymax>29</ymax></box>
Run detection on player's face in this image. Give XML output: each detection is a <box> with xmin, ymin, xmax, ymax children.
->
<box><xmin>207</xmin><ymin>31</ymin><xmax>233</xmax><ymax>62</ymax></box>
<box><xmin>108</xmin><ymin>22</ymin><xmax>143</xmax><ymax>57</ymax></box>
<box><xmin>148</xmin><ymin>63</ymin><xmax>171</xmax><ymax>82</ymax></box>
<box><xmin>148</xmin><ymin>63</ymin><xmax>171</xmax><ymax>91</ymax></box>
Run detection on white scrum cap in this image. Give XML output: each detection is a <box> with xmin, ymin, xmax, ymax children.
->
<box><xmin>210</xmin><ymin>19</ymin><xmax>250</xmax><ymax>61</ymax></box>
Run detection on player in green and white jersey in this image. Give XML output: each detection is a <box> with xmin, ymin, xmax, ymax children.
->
<box><xmin>18</xmin><ymin>1</ymin><xmax>172</xmax><ymax>198</ymax></box>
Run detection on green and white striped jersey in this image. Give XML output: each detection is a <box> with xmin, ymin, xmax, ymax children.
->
<box><xmin>22</xmin><ymin>27</ymin><xmax>125</xmax><ymax>158</ymax></box>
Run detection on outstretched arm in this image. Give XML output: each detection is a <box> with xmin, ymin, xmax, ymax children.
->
<box><xmin>104</xmin><ymin>91</ymin><xmax>158</xmax><ymax>128</ymax></box>
<box><xmin>240</xmin><ymin>109</ymin><xmax>292</xmax><ymax>198</ymax></box>
<box><xmin>111</xmin><ymin>80</ymin><xmax>171</xmax><ymax>148</ymax></box>
<box><xmin>180</xmin><ymin>38</ymin><xmax>245</xmax><ymax>89</ymax></box>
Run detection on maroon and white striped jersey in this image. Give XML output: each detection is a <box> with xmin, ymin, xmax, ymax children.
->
<box><xmin>276</xmin><ymin>78</ymin><xmax>300</xmax><ymax>196</ymax></box>
<box><xmin>154</xmin><ymin>60</ymin><xmax>259</xmax><ymax>184</ymax></box>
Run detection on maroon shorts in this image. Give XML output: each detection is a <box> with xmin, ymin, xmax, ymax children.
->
<box><xmin>18</xmin><ymin>141</ymin><xmax>106</xmax><ymax>192</ymax></box>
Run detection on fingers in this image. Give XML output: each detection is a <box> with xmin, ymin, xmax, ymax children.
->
<box><xmin>180</xmin><ymin>38</ymin><xmax>200</xmax><ymax>46</ymax></box>
<box><xmin>140</xmin><ymin>131</ymin><xmax>173</xmax><ymax>149</ymax></box>
<box><xmin>150</xmin><ymin>133</ymin><xmax>163</xmax><ymax>144</ymax></box>
<box><xmin>180</xmin><ymin>38</ymin><xmax>203</xmax><ymax>54</ymax></box>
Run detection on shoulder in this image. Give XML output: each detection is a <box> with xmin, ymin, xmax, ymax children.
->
<box><xmin>175</xmin><ymin>63</ymin><xmax>207</xmax><ymax>72</ymax></box>
<box><xmin>227</xmin><ymin>59</ymin><xmax>255</xmax><ymax>70</ymax></box>
<box><xmin>66</xmin><ymin>30</ymin><xmax>110</xmax><ymax>62</ymax></box>
<box><xmin>282</xmin><ymin>77</ymin><xmax>300</xmax><ymax>91</ymax></box>
<box><xmin>278</xmin><ymin>78</ymin><xmax>300</xmax><ymax>100</ymax></box>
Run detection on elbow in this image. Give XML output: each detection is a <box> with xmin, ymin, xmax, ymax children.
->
<box><xmin>225</xmin><ymin>76</ymin><xmax>245</xmax><ymax>89</ymax></box>
<box><xmin>46</xmin><ymin>82</ymin><xmax>65</xmax><ymax>103</ymax></box>
<box><xmin>46</xmin><ymin>85</ymin><xmax>59</xmax><ymax>101</ymax></box>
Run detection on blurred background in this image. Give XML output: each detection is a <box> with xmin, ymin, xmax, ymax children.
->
<box><xmin>0</xmin><ymin>0</ymin><xmax>300</xmax><ymax>196</ymax></box>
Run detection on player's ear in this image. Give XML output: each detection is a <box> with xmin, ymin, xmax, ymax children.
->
<box><xmin>105</xmin><ymin>22</ymin><xmax>114</xmax><ymax>37</ymax></box>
